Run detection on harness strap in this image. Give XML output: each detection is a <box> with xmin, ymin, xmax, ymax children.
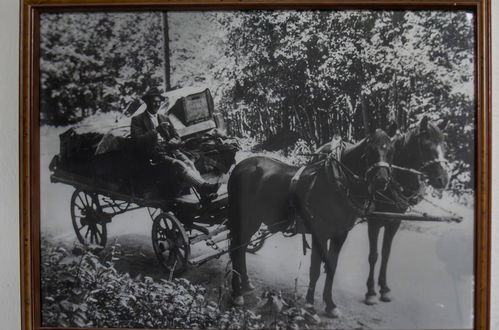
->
<box><xmin>364</xmin><ymin>161</ymin><xmax>391</xmax><ymax>180</ymax></box>
<box><xmin>327</xmin><ymin>156</ymin><xmax>363</xmax><ymax>182</ymax></box>
<box><xmin>391</xmin><ymin>164</ymin><xmax>425</xmax><ymax>176</ymax></box>
<box><xmin>290</xmin><ymin>166</ymin><xmax>307</xmax><ymax>195</ymax></box>
<box><xmin>289</xmin><ymin>166</ymin><xmax>314</xmax><ymax>256</ymax></box>
<box><xmin>419</xmin><ymin>158</ymin><xmax>448</xmax><ymax>171</ymax></box>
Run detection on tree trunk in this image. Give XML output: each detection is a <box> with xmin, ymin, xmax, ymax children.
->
<box><xmin>162</xmin><ymin>12</ymin><xmax>171</xmax><ymax>90</ymax></box>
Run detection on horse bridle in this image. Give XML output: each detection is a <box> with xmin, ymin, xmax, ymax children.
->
<box><xmin>415</xmin><ymin>129</ymin><xmax>448</xmax><ymax>175</ymax></box>
<box><xmin>380</xmin><ymin>128</ymin><xmax>448</xmax><ymax>207</ymax></box>
<box><xmin>419</xmin><ymin>158</ymin><xmax>448</xmax><ymax>173</ymax></box>
<box><xmin>327</xmin><ymin>149</ymin><xmax>392</xmax><ymax>185</ymax></box>
<box><xmin>364</xmin><ymin>161</ymin><xmax>392</xmax><ymax>181</ymax></box>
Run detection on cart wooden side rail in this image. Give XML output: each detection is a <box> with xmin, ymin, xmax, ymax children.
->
<box><xmin>51</xmin><ymin>170</ymin><xmax>171</xmax><ymax>210</ymax></box>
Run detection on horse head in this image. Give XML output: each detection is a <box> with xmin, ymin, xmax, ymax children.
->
<box><xmin>340</xmin><ymin>128</ymin><xmax>394</xmax><ymax>194</ymax></box>
<box><xmin>405</xmin><ymin>116</ymin><xmax>449</xmax><ymax>189</ymax></box>
<box><xmin>363</xmin><ymin>128</ymin><xmax>394</xmax><ymax>193</ymax></box>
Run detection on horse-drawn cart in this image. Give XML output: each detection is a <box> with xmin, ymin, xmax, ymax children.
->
<box><xmin>48</xmin><ymin>87</ymin><xmax>267</xmax><ymax>276</ymax></box>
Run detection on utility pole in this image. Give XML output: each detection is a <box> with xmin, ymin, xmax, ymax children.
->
<box><xmin>360</xmin><ymin>61</ymin><xmax>370</xmax><ymax>137</ymax></box>
<box><xmin>162</xmin><ymin>12</ymin><xmax>171</xmax><ymax>91</ymax></box>
<box><xmin>361</xmin><ymin>94</ymin><xmax>370</xmax><ymax>137</ymax></box>
<box><xmin>393</xmin><ymin>75</ymin><xmax>400</xmax><ymax>128</ymax></box>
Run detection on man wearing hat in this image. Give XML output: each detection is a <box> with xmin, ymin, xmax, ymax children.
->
<box><xmin>131</xmin><ymin>88</ymin><xmax>219</xmax><ymax>200</ymax></box>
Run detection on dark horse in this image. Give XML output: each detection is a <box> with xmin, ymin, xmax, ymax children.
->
<box><xmin>227</xmin><ymin>129</ymin><xmax>394</xmax><ymax>317</ymax></box>
<box><xmin>363</xmin><ymin>116</ymin><xmax>449</xmax><ymax>305</ymax></box>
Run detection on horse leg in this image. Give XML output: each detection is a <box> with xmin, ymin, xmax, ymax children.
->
<box><xmin>240</xmin><ymin>241</ymin><xmax>255</xmax><ymax>293</ymax></box>
<box><xmin>323</xmin><ymin>232</ymin><xmax>348</xmax><ymax>318</ymax></box>
<box><xmin>378</xmin><ymin>221</ymin><xmax>401</xmax><ymax>302</ymax></box>
<box><xmin>306</xmin><ymin>235</ymin><xmax>325</xmax><ymax>306</ymax></box>
<box><xmin>230</xmin><ymin>219</ymin><xmax>260</xmax><ymax>306</ymax></box>
<box><xmin>365</xmin><ymin>221</ymin><xmax>382</xmax><ymax>305</ymax></box>
<box><xmin>230</xmin><ymin>234</ymin><xmax>246</xmax><ymax>306</ymax></box>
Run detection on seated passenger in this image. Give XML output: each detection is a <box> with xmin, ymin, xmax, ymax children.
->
<box><xmin>131</xmin><ymin>88</ymin><xmax>219</xmax><ymax>201</ymax></box>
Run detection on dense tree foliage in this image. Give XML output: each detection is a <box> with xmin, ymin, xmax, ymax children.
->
<box><xmin>40</xmin><ymin>10</ymin><xmax>474</xmax><ymax>188</ymax></box>
<box><xmin>40</xmin><ymin>12</ymin><xmax>164</xmax><ymax>125</ymax></box>
<box><xmin>216</xmin><ymin>10</ymin><xmax>474</xmax><ymax>188</ymax></box>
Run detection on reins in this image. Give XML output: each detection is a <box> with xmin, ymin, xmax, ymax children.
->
<box><xmin>301</xmin><ymin>152</ymin><xmax>426</xmax><ymax>179</ymax></box>
<box><xmin>391</xmin><ymin>164</ymin><xmax>425</xmax><ymax>177</ymax></box>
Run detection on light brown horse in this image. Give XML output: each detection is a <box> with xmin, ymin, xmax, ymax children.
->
<box><xmin>227</xmin><ymin>129</ymin><xmax>394</xmax><ymax>317</ymax></box>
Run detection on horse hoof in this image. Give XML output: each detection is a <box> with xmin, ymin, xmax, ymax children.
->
<box><xmin>325</xmin><ymin>307</ymin><xmax>341</xmax><ymax>318</ymax></box>
<box><xmin>365</xmin><ymin>295</ymin><xmax>378</xmax><ymax>305</ymax></box>
<box><xmin>380</xmin><ymin>291</ymin><xmax>393</xmax><ymax>302</ymax></box>
<box><xmin>304</xmin><ymin>303</ymin><xmax>316</xmax><ymax>313</ymax></box>
<box><xmin>232</xmin><ymin>295</ymin><xmax>245</xmax><ymax>306</ymax></box>
<box><xmin>241</xmin><ymin>281</ymin><xmax>255</xmax><ymax>293</ymax></box>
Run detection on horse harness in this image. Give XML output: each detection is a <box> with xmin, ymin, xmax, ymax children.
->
<box><xmin>288</xmin><ymin>145</ymin><xmax>384</xmax><ymax>254</ymax></box>
<box><xmin>377</xmin><ymin>130</ymin><xmax>448</xmax><ymax>210</ymax></box>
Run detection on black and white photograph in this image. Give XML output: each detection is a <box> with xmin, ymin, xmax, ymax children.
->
<box><xmin>39</xmin><ymin>9</ymin><xmax>476</xmax><ymax>329</ymax></box>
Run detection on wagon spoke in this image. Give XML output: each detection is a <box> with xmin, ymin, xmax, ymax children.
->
<box><xmin>95</xmin><ymin>229</ymin><xmax>101</xmax><ymax>241</ymax></box>
<box><xmin>152</xmin><ymin>213</ymin><xmax>189</xmax><ymax>276</ymax></box>
<box><xmin>78</xmin><ymin>194</ymin><xmax>87</xmax><ymax>208</ymax></box>
<box><xmin>71</xmin><ymin>190</ymin><xmax>108</xmax><ymax>250</ymax></box>
<box><xmin>83</xmin><ymin>193</ymin><xmax>90</xmax><ymax>207</ymax></box>
<box><xmin>159</xmin><ymin>220</ymin><xmax>167</xmax><ymax>230</ymax></box>
<box><xmin>75</xmin><ymin>201</ymin><xmax>85</xmax><ymax>213</ymax></box>
<box><xmin>163</xmin><ymin>219</ymin><xmax>172</xmax><ymax>231</ymax></box>
<box><xmin>167</xmin><ymin>248</ymin><xmax>175</xmax><ymax>264</ymax></box>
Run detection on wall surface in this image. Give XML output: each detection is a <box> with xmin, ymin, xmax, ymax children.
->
<box><xmin>0</xmin><ymin>0</ymin><xmax>21</xmax><ymax>328</ymax></box>
<box><xmin>0</xmin><ymin>0</ymin><xmax>497</xmax><ymax>329</ymax></box>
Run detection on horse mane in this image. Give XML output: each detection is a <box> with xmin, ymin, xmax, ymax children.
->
<box><xmin>393</xmin><ymin>121</ymin><xmax>444</xmax><ymax>167</ymax></box>
<box><xmin>343</xmin><ymin>129</ymin><xmax>390</xmax><ymax>156</ymax></box>
<box><xmin>404</xmin><ymin>122</ymin><xmax>444</xmax><ymax>145</ymax></box>
<box><xmin>369</xmin><ymin>129</ymin><xmax>392</xmax><ymax>147</ymax></box>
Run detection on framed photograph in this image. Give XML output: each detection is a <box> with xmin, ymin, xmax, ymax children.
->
<box><xmin>20</xmin><ymin>0</ymin><xmax>491</xmax><ymax>329</ymax></box>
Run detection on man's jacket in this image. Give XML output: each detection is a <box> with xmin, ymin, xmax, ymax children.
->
<box><xmin>130</xmin><ymin>111</ymin><xmax>170</xmax><ymax>158</ymax></box>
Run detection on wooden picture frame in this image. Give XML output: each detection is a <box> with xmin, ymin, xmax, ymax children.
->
<box><xmin>20</xmin><ymin>1</ymin><xmax>491</xmax><ymax>329</ymax></box>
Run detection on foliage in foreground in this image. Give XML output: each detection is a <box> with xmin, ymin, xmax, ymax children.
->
<box><xmin>41</xmin><ymin>240</ymin><xmax>320</xmax><ymax>329</ymax></box>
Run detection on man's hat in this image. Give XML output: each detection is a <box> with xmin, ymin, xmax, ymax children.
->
<box><xmin>141</xmin><ymin>88</ymin><xmax>166</xmax><ymax>102</ymax></box>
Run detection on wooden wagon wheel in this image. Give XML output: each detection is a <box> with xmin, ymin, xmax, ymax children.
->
<box><xmin>152</xmin><ymin>212</ymin><xmax>190</xmax><ymax>276</ymax></box>
<box><xmin>246</xmin><ymin>225</ymin><xmax>268</xmax><ymax>253</ymax></box>
<box><xmin>70</xmin><ymin>189</ymin><xmax>108</xmax><ymax>249</ymax></box>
